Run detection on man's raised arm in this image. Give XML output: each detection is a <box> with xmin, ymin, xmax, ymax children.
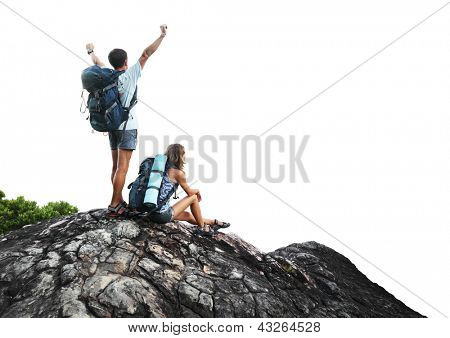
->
<box><xmin>85</xmin><ymin>43</ymin><xmax>105</xmax><ymax>67</ymax></box>
<box><xmin>139</xmin><ymin>24</ymin><xmax>167</xmax><ymax>69</ymax></box>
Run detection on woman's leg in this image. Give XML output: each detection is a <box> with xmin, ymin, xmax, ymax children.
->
<box><xmin>174</xmin><ymin>211</ymin><xmax>214</xmax><ymax>226</ymax></box>
<box><xmin>171</xmin><ymin>195</ymin><xmax>213</xmax><ymax>229</ymax></box>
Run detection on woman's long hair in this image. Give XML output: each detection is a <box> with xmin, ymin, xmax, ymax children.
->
<box><xmin>165</xmin><ymin>144</ymin><xmax>185</xmax><ymax>170</ymax></box>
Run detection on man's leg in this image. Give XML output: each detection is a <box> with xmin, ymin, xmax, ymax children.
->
<box><xmin>110</xmin><ymin>148</ymin><xmax>133</xmax><ymax>207</ymax></box>
<box><xmin>111</xmin><ymin>149</ymin><xmax>118</xmax><ymax>184</ymax></box>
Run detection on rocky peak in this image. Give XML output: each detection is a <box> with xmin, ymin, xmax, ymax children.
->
<box><xmin>0</xmin><ymin>210</ymin><xmax>423</xmax><ymax>317</ymax></box>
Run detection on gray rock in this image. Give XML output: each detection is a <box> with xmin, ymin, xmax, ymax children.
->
<box><xmin>78</xmin><ymin>243</ymin><xmax>101</xmax><ymax>261</ymax></box>
<box><xmin>87</xmin><ymin>299</ymin><xmax>111</xmax><ymax>317</ymax></box>
<box><xmin>197</xmin><ymin>293</ymin><xmax>214</xmax><ymax>316</ymax></box>
<box><xmin>178</xmin><ymin>282</ymin><xmax>200</xmax><ymax>309</ymax></box>
<box><xmin>185</xmin><ymin>274</ymin><xmax>214</xmax><ymax>294</ymax></box>
<box><xmin>61</xmin><ymin>300</ymin><xmax>92</xmax><ymax>318</ymax></box>
<box><xmin>82</xmin><ymin>274</ymin><xmax>120</xmax><ymax>299</ymax></box>
<box><xmin>97</xmin><ymin>277</ymin><xmax>141</xmax><ymax>314</ymax></box>
<box><xmin>63</xmin><ymin>240</ymin><xmax>83</xmax><ymax>253</ymax></box>
<box><xmin>0</xmin><ymin>210</ymin><xmax>424</xmax><ymax>318</ymax></box>
<box><xmin>36</xmin><ymin>251</ymin><xmax>60</xmax><ymax>271</ymax></box>
<box><xmin>109</xmin><ymin>220</ymin><xmax>141</xmax><ymax>239</ymax></box>
<box><xmin>60</xmin><ymin>264</ymin><xmax>79</xmax><ymax>285</ymax></box>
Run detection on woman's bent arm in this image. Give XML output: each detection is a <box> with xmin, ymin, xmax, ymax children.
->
<box><xmin>175</xmin><ymin>170</ymin><xmax>199</xmax><ymax>197</ymax></box>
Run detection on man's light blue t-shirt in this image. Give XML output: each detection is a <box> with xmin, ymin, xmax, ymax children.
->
<box><xmin>117</xmin><ymin>61</ymin><xmax>141</xmax><ymax>130</ymax></box>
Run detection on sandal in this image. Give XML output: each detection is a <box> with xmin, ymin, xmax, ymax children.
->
<box><xmin>211</xmin><ymin>219</ymin><xmax>231</xmax><ymax>232</ymax></box>
<box><xmin>106</xmin><ymin>200</ymin><xmax>129</xmax><ymax>218</ymax></box>
<box><xmin>194</xmin><ymin>225</ymin><xmax>215</xmax><ymax>237</ymax></box>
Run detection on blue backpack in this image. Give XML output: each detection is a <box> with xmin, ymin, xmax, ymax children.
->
<box><xmin>81</xmin><ymin>65</ymin><xmax>137</xmax><ymax>132</ymax></box>
<box><xmin>128</xmin><ymin>154</ymin><xmax>178</xmax><ymax>212</ymax></box>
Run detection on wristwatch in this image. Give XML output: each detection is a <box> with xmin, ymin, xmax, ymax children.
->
<box><xmin>87</xmin><ymin>49</ymin><xmax>94</xmax><ymax>55</ymax></box>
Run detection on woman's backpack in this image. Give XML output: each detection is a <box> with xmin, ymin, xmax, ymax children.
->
<box><xmin>81</xmin><ymin>65</ymin><xmax>137</xmax><ymax>132</ymax></box>
<box><xmin>128</xmin><ymin>154</ymin><xmax>178</xmax><ymax>213</ymax></box>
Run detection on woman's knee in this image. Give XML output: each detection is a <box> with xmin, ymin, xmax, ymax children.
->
<box><xmin>190</xmin><ymin>194</ymin><xmax>199</xmax><ymax>203</ymax></box>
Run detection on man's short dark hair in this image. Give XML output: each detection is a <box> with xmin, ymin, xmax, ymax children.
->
<box><xmin>108</xmin><ymin>48</ymin><xmax>127</xmax><ymax>69</ymax></box>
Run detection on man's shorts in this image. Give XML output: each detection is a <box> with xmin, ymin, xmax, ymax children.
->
<box><xmin>108</xmin><ymin>129</ymin><xmax>137</xmax><ymax>150</ymax></box>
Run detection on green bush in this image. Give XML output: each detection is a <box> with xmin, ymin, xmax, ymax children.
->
<box><xmin>0</xmin><ymin>190</ymin><xmax>78</xmax><ymax>235</ymax></box>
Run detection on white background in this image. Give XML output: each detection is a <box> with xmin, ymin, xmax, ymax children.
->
<box><xmin>0</xmin><ymin>0</ymin><xmax>449</xmax><ymax>319</ymax></box>
<box><xmin>1</xmin><ymin>318</ymin><xmax>450</xmax><ymax>337</ymax></box>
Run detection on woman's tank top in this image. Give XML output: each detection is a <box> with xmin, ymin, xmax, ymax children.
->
<box><xmin>154</xmin><ymin>162</ymin><xmax>179</xmax><ymax>214</ymax></box>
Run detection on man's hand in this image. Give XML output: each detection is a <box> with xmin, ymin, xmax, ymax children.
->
<box><xmin>85</xmin><ymin>42</ymin><xmax>95</xmax><ymax>52</ymax></box>
<box><xmin>86</xmin><ymin>42</ymin><xmax>105</xmax><ymax>67</ymax></box>
<box><xmin>139</xmin><ymin>25</ymin><xmax>168</xmax><ymax>68</ymax></box>
<box><xmin>160</xmin><ymin>24</ymin><xmax>167</xmax><ymax>37</ymax></box>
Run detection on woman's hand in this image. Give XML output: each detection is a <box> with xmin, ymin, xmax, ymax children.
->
<box><xmin>189</xmin><ymin>189</ymin><xmax>199</xmax><ymax>196</ymax></box>
<box><xmin>188</xmin><ymin>189</ymin><xmax>202</xmax><ymax>202</ymax></box>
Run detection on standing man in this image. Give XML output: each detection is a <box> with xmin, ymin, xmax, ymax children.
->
<box><xmin>86</xmin><ymin>24</ymin><xmax>167</xmax><ymax>217</ymax></box>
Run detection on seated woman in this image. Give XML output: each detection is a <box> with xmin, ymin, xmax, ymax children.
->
<box><xmin>147</xmin><ymin>144</ymin><xmax>230</xmax><ymax>236</ymax></box>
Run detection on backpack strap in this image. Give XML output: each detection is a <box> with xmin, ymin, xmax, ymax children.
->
<box><xmin>100</xmin><ymin>69</ymin><xmax>138</xmax><ymax>138</ymax></box>
<box><xmin>112</xmin><ymin>69</ymin><xmax>137</xmax><ymax>137</ymax></box>
<box><xmin>119</xmin><ymin>86</ymin><xmax>138</xmax><ymax>137</ymax></box>
<box><xmin>121</xmin><ymin>116</ymin><xmax>129</xmax><ymax>135</ymax></box>
<box><xmin>115</xmin><ymin>69</ymin><xmax>125</xmax><ymax>78</ymax></box>
<box><xmin>128</xmin><ymin>86</ymin><xmax>138</xmax><ymax>111</ymax></box>
<box><xmin>113</xmin><ymin>69</ymin><xmax>138</xmax><ymax>111</ymax></box>
<box><xmin>94</xmin><ymin>70</ymin><xmax>123</xmax><ymax>98</ymax></box>
<box><xmin>165</xmin><ymin>161</ymin><xmax>180</xmax><ymax>200</ymax></box>
<box><xmin>101</xmin><ymin>82</ymin><xmax>118</xmax><ymax>92</ymax></box>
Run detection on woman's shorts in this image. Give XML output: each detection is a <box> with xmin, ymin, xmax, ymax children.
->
<box><xmin>148</xmin><ymin>207</ymin><xmax>174</xmax><ymax>224</ymax></box>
